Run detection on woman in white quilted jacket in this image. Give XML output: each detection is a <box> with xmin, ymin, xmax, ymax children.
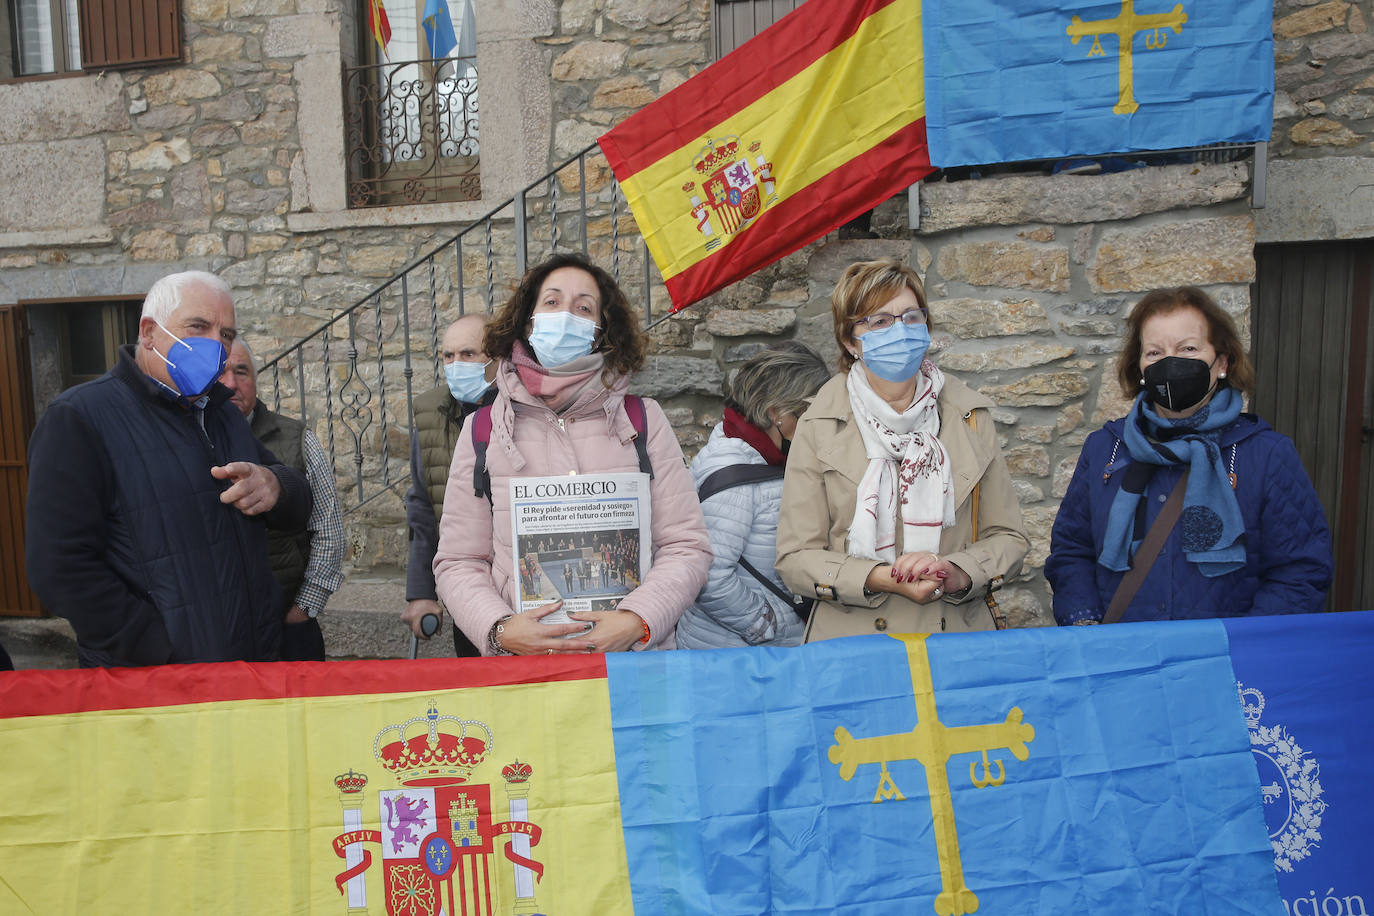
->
<box><xmin>676</xmin><ymin>342</ymin><xmax>831</xmax><ymax>650</ymax></box>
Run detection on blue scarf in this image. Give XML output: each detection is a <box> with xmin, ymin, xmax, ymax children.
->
<box><xmin>1099</xmin><ymin>387</ymin><xmax>1245</xmax><ymax>577</ymax></box>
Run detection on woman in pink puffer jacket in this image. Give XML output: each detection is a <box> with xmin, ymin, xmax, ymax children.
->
<box><xmin>434</xmin><ymin>253</ymin><xmax>711</xmax><ymax>656</ymax></box>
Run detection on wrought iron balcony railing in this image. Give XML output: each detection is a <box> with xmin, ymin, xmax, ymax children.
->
<box><xmin>344</xmin><ymin>56</ymin><xmax>481</xmax><ymax>209</ymax></box>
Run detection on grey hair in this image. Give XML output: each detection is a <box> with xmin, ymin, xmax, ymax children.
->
<box><xmin>725</xmin><ymin>341</ymin><xmax>830</xmax><ymax>431</ymax></box>
<box><xmin>141</xmin><ymin>271</ymin><xmax>233</xmax><ymax>326</ymax></box>
<box><xmin>229</xmin><ymin>337</ymin><xmax>256</xmax><ymax>370</ymax></box>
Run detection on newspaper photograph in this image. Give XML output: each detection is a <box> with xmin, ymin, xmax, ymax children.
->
<box><xmin>509</xmin><ymin>473</ymin><xmax>652</xmax><ymax>627</ymax></box>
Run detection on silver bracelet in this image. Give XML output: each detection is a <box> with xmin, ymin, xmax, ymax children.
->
<box><xmin>487</xmin><ymin>614</ymin><xmax>514</xmax><ymax>655</ymax></box>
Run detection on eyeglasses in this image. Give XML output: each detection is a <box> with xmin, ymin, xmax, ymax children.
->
<box><xmin>853</xmin><ymin>309</ymin><xmax>926</xmax><ymax>332</ymax></box>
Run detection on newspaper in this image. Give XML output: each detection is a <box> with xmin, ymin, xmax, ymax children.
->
<box><xmin>509</xmin><ymin>473</ymin><xmax>652</xmax><ymax>628</ymax></box>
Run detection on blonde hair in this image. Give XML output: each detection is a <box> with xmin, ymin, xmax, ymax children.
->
<box><xmin>830</xmin><ymin>258</ymin><xmax>928</xmax><ymax>372</ymax></box>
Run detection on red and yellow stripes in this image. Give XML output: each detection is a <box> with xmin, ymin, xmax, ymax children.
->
<box><xmin>599</xmin><ymin>0</ymin><xmax>933</xmax><ymax>310</ymax></box>
<box><xmin>368</xmin><ymin>0</ymin><xmax>392</xmax><ymax>56</ymax></box>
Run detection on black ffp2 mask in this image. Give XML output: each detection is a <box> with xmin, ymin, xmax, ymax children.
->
<box><xmin>1141</xmin><ymin>356</ymin><xmax>1216</xmax><ymax>412</ymax></box>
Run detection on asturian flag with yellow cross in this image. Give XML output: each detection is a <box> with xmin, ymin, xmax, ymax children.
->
<box><xmin>921</xmin><ymin>0</ymin><xmax>1275</xmax><ymax>165</ymax></box>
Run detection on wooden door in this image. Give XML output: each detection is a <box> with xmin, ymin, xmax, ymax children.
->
<box><xmin>1251</xmin><ymin>241</ymin><xmax>1374</xmax><ymax>612</ymax></box>
<box><xmin>0</xmin><ymin>304</ymin><xmax>41</xmax><ymax>616</ymax></box>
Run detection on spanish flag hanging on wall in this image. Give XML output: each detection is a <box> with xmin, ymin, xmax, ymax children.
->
<box><xmin>598</xmin><ymin>0</ymin><xmax>934</xmax><ymax>312</ymax></box>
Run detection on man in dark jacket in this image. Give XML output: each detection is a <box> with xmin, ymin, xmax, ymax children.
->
<box><xmin>402</xmin><ymin>314</ymin><xmax>496</xmax><ymax>656</ymax></box>
<box><xmin>24</xmin><ymin>271</ymin><xmax>311</xmax><ymax>668</ymax></box>
<box><xmin>220</xmin><ymin>339</ymin><xmax>345</xmax><ymax>662</ymax></box>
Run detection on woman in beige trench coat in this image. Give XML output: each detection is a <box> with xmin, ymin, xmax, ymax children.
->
<box><xmin>776</xmin><ymin>259</ymin><xmax>1030</xmax><ymax>639</ymax></box>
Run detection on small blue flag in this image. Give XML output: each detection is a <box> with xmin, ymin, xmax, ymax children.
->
<box><xmin>922</xmin><ymin>0</ymin><xmax>1275</xmax><ymax>166</ymax></box>
<box><xmin>422</xmin><ymin>0</ymin><xmax>459</xmax><ymax>60</ymax></box>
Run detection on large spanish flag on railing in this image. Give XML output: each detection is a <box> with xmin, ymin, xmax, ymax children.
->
<box><xmin>598</xmin><ymin>0</ymin><xmax>934</xmax><ymax>312</ymax></box>
<box><xmin>3</xmin><ymin>613</ymin><xmax>1371</xmax><ymax>913</ymax></box>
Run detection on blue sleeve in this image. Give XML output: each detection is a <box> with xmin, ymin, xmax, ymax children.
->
<box><xmin>1248</xmin><ymin>435</ymin><xmax>1333</xmax><ymax>615</ymax></box>
<box><xmin>1046</xmin><ymin>443</ymin><xmax>1105</xmax><ymax>625</ymax></box>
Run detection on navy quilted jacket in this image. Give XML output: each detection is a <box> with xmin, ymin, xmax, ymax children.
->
<box><xmin>1045</xmin><ymin>413</ymin><xmax>1332</xmax><ymax>623</ymax></box>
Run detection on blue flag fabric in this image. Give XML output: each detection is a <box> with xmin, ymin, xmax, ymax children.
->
<box><xmin>422</xmin><ymin>0</ymin><xmax>459</xmax><ymax>60</ymax></box>
<box><xmin>921</xmin><ymin>0</ymin><xmax>1275</xmax><ymax>166</ymax></box>
<box><xmin>608</xmin><ymin>619</ymin><xmax>1284</xmax><ymax>915</ymax></box>
<box><xmin>1224</xmin><ymin>613</ymin><xmax>1374</xmax><ymax>915</ymax></box>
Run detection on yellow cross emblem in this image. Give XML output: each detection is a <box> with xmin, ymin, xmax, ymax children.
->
<box><xmin>827</xmin><ymin>634</ymin><xmax>1035</xmax><ymax>916</ymax></box>
<box><xmin>1067</xmin><ymin>0</ymin><xmax>1189</xmax><ymax>114</ymax></box>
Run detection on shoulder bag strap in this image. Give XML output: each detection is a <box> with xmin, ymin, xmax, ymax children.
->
<box><xmin>696</xmin><ymin>463</ymin><xmax>786</xmax><ymax>503</ymax></box>
<box><xmin>1102</xmin><ymin>469</ymin><xmax>1190</xmax><ymax>625</ymax></box>
<box><xmin>967</xmin><ymin>411</ymin><xmax>1010</xmax><ymax>629</ymax></box>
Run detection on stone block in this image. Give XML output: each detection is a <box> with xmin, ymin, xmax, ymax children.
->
<box><xmin>931</xmin><ymin>297</ymin><xmax>1051</xmax><ymax>339</ymax></box>
<box><xmin>128</xmin><ymin>229</ymin><xmax>180</xmax><ymax>261</ymax></box>
<box><xmin>193</xmin><ymin>33</ymin><xmax>247</xmax><ymax>63</ymax></box>
<box><xmin>200</xmin><ymin>89</ymin><xmax>265</xmax><ymax>123</ymax></box>
<box><xmin>1092</xmin><ymin>216</ymin><xmax>1255</xmax><ymax>292</ymax></box>
<box><xmin>703</xmin><ymin>308</ymin><xmax>797</xmax><ymax>337</ymax></box>
<box><xmin>592</xmin><ymin>76</ymin><xmax>656</xmax><ymax>109</ymax></box>
<box><xmin>940</xmin><ymin>342</ymin><xmax>1073</xmax><ymax>373</ymax></box>
<box><xmin>1091</xmin><ymin>379</ymin><xmax>1136</xmax><ymax>424</ymax></box>
<box><xmin>626</xmin><ymin>43</ymin><xmax>705</xmax><ymax>70</ymax></box>
<box><xmin>605</xmin><ymin>0</ymin><xmax>682</xmax><ymax>28</ymax></box>
<box><xmin>631</xmin><ymin>355</ymin><xmax>725</xmax><ymax>398</ymax></box>
<box><xmin>1289</xmin><ymin>116</ymin><xmax>1361</xmax><ymax>146</ymax></box>
<box><xmin>978</xmin><ymin>372</ymin><xmax>1091</xmax><ymax>407</ymax></box>
<box><xmin>348</xmin><ymin>245</ymin><xmax>411</xmax><ymax>276</ymax></box>
<box><xmin>1275</xmin><ymin>1</ymin><xmax>1351</xmax><ymax>38</ymax></box>
<box><xmin>1004</xmin><ymin>444</ymin><xmax>1050</xmax><ymax>478</ymax></box>
<box><xmin>128</xmin><ymin>138</ymin><xmax>193</xmax><ymax>172</ymax></box>
<box><xmin>918</xmin><ymin>163</ymin><xmax>1249</xmax><ymax>233</ymax></box>
<box><xmin>1021</xmin><ymin>506</ymin><xmax>1058</xmax><ymax>569</ymax></box>
<box><xmin>0</xmin><ymin>74</ymin><xmax>128</xmax><ymax>143</ymax></box>
<box><xmin>553</xmin><ymin>118</ymin><xmax>604</xmax><ymax>159</ymax></box>
<box><xmin>937</xmin><ymin>241</ymin><xmax>1070</xmax><ymax>292</ymax></box>
<box><xmin>142</xmin><ymin>69</ymin><xmax>223</xmax><ymax>105</ymax></box>
<box><xmin>1051</xmin><ymin>455</ymin><xmax>1078</xmax><ymax>499</ymax></box>
<box><xmin>264</xmin><ymin>14</ymin><xmax>339</xmax><ymax>57</ymax></box>
<box><xmin>1254</xmin><ymin>157</ymin><xmax>1374</xmax><ymax>243</ymax></box>
<box><xmin>551</xmin><ymin>41</ymin><xmax>628</xmax><ymax>81</ymax></box>
<box><xmin>0</xmin><ymin>139</ymin><xmax>105</xmax><ymax>233</ymax></box>
<box><xmin>137</xmin><ymin>104</ymin><xmax>198</xmax><ymax>130</ymax></box>
<box><xmin>1012</xmin><ymin>479</ymin><xmax>1044</xmax><ymax>505</ymax></box>
<box><xmin>185</xmin><ymin>234</ymin><xmax>227</xmax><ymax>257</ymax></box>
<box><xmin>723</xmin><ymin>342</ymin><xmax>768</xmax><ymax>362</ymax></box>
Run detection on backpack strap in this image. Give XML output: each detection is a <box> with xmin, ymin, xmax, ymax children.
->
<box><xmin>696</xmin><ymin>463</ymin><xmax>786</xmax><ymax>503</ymax></box>
<box><xmin>470</xmin><ymin>397</ymin><xmax>653</xmax><ymax>502</ymax></box>
<box><xmin>623</xmin><ymin>395</ymin><xmax>653</xmax><ymax>480</ymax></box>
<box><xmin>469</xmin><ymin>404</ymin><xmax>495</xmax><ymax>501</ymax></box>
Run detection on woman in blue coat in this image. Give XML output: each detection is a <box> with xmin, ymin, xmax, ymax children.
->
<box><xmin>1046</xmin><ymin>286</ymin><xmax>1332</xmax><ymax>624</ymax></box>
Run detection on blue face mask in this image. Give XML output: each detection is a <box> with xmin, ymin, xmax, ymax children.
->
<box><xmin>444</xmin><ymin>359</ymin><xmax>492</xmax><ymax>403</ymax></box>
<box><xmin>858</xmin><ymin>321</ymin><xmax>931</xmax><ymax>383</ymax></box>
<box><xmin>152</xmin><ymin>322</ymin><xmax>227</xmax><ymax>397</ymax></box>
<box><xmin>528</xmin><ymin>311</ymin><xmax>599</xmax><ymax>368</ymax></box>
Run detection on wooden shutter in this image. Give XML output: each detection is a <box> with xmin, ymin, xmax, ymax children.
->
<box><xmin>79</xmin><ymin>0</ymin><xmax>183</xmax><ymax>70</ymax></box>
<box><xmin>0</xmin><ymin>305</ymin><xmax>41</xmax><ymax>617</ymax></box>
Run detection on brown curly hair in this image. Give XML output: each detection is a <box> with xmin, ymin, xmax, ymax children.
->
<box><xmin>483</xmin><ymin>252</ymin><xmax>647</xmax><ymax>378</ymax></box>
<box><xmin>1116</xmin><ymin>286</ymin><xmax>1255</xmax><ymax>399</ymax></box>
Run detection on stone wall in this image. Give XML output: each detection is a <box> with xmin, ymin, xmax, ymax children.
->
<box><xmin>1272</xmin><ymin>0</ymin><xmax>1374</xmax><ymax>157</ymax></box>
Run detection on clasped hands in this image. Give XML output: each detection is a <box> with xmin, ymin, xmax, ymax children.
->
<box><xmin>867</xmin><ymin>552</ymin><xmax>972</xmax><ymax>604</ymax></box>
<box><xmin>493</xmin><ymin>600</ymin><xmax>646</xmax><ymax>656</ymax></box>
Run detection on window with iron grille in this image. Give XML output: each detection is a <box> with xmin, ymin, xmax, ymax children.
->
<box><xmin>345</xmin><ymin>0</ymin><xmax>480</xmax><ymax>208</ymax></box>
<box><xmin>4</xmin><ymin>0</ymin><xmax>181</xmax><ymax>77</ymax></box>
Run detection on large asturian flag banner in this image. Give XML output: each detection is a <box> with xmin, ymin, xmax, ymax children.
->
<box><xmin>2</xmin><ymin>612</ymin><xmax>1370</xmax><ymax>914</ymax></box>
<box><xmin>598</xmin><ymin>0</ymin><xmax>935</xmax><ymax>312</ymax></box>
<box><xmin>921</xmin><ymin>0</ymin><xmax>1275</xmax><ymax>166</ymax></box>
